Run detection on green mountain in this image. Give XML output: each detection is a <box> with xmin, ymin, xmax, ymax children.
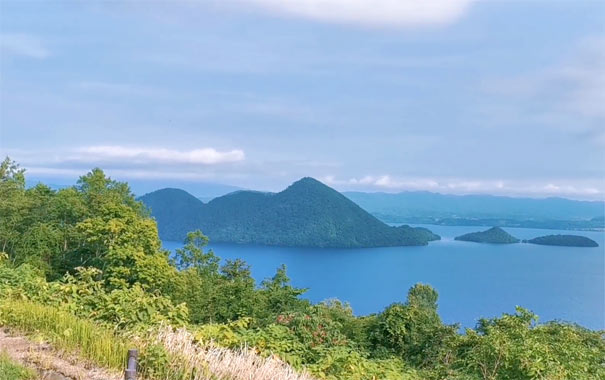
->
<box><xmin>454</xmin><ymin>227</ymin><xmax>520</xmax><ymax>244</ymax></box>
<box><xmin>524</xmin><ymin>235</ymin><xmax>599</xmax><ymax>247</ymax></box>
<box><xmin>140</xmin><ymin>177</ymin><xmax>440</xmax><ymax>248</ymax></box>
<box><xmin>140</xmin><ymin>188</ymin><xmax>205</xmax><ymax>240</ymax></box>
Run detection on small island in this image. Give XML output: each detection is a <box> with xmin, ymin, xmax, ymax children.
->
<box><xmin>455</xmin><ymin>227</ymin><xmax>520</xmax><ymax>244</ymax></box>
<box><xmin>523</xmin><ymin>234</ymin><xmax>599</xmax><ymax>247</ymax></box>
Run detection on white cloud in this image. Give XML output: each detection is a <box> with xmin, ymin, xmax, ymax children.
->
<box><xmin>242</xmin><ymin>0</ymin><xmax>473</xmax><ymax>27</ymax></box>
<box><xmin>25</xmin><ymin>166</ymin><xmax>244</xmax><ymax>181</ymax></box>
<box><xmin>0</xmin><ymin>33</ymin><xmax>49</xmax><ymax>59</ymax></box>
<box><xmin>321</xmin><ymin>175</ymin><xmax>604</xmax><ymax>199</ymax></box>
<box><xmin>75</xmin><ymin>146</ymin><xmax>245</xmax><ymax>165</ymax></box>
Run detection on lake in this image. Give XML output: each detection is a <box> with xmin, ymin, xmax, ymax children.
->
<box><xmin>162</xmin><ymin>225</ymin><xmax>604</xmax><ymax>330</ymax></box>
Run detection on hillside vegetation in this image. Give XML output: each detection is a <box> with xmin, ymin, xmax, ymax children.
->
<box><xmin>455</xmin><ymin>227</ymin><xmax>520</xmax><ymax>244</ymax></box>
<box><xmin>1</xmin><ymin>157</ymin><xmax>604</xmax><ymax>380</ymax></box>
<box><xmin>141</xmin><ymin>177</ymin><xmax>440</xmax><ymax>248</ymax></box>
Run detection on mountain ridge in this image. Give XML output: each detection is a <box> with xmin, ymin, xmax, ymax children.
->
<box><xmin>140</xmin><ymin>177</ymin><xmax>440</xmax><ymax>248</ymax></box>
<box><xmin>343</xmin><ymin>191</ymin><xmax>604</xmax><ymax>225</ymax></box>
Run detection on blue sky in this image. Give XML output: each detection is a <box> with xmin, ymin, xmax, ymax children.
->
<box><xmin>1</xmin><ymin>0</ymin><xmax>603</xmax><ymax>199</ymax></box>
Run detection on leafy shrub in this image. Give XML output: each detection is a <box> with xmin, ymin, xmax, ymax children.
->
<box><xmin>452</xmin><ymin>307</ymin><xmax>605</xmax><ymax>380</ymax></box>
<box><xmin>0</xmin><ymin>262</ymin><xmax>189</xmax><ymax>331</ymax></box>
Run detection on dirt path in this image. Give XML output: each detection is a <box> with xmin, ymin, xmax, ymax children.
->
<box><xmin>0</xmin><ymin>328</ymin><xmax>122</xmax><ymax>380</ymax></box>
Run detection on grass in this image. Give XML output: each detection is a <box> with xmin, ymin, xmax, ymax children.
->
<box><xmin>0</xmin><ymin>351</ymin><xmax>36</xmax><ymax>380</ymax></box>
<box><xmin>0</xmin><ymin>299</ymin><xmax>128</xmax><ymax>370</ymax></box>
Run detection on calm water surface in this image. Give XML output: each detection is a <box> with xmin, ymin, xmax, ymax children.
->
<box><xmin>162</xmin><ymin>225</ymin><xmax>604</xmax><ymax>330</ymax></box>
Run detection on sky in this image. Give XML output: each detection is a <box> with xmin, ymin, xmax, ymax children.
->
<box><xmin>1</xmin><ymin>0</ymin><xmax>604</xmax><ymax>199</ymax></box>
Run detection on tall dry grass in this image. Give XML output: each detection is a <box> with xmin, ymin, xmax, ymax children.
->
<box><xmin>146</xmin><ymin>324</ymin><xmax>317</xmax><ymax>380</ymax></box>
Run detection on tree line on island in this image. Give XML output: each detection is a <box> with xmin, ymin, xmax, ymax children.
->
<box><xmin>455</xmin><ymin>227</ymin><xmax>599</xmax><ymax>247</ymax></box>
<box><xmin>1</xmin><ymin>157</ymin><xmax>604</xmax><ymax>380</ymax></box>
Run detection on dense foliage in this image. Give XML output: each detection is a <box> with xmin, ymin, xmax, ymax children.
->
<box><xmin>455</xmin><ymin>227</ymin><xmax>520</xmax><ymax>244</ymax></box>
<box><xmin>1</xmin><ymin>157</ymin><xmax>604</xmax><ymax>380</ymax></box>
<box><xmin>524</xmin><ymin>234</ymin><xmax>599</xmax><ymax>247</ymax></box>
<box><xmin>140</xmin><ymin>177</ymin><xmax>440</xmax><ymax>247</ymax></box>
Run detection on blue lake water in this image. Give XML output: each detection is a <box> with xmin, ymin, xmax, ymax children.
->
<box><xmin>162</xmin><ymin>225</ymin><xmax>604</xmax><ymax>330</ymax></box>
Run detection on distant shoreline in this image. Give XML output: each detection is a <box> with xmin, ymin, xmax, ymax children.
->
<box><xmin>379</xmin><ymin>216</ymin><xmax>604</xmax><ymax>232</ymax></box>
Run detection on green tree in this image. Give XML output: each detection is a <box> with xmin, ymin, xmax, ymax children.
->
<box><xmin>213</xmin><ymin>259</ymin><xmax>258</xmax><ymax>322</ymax></box>
<box><xmin>174</xmin><ymin>230</ymin><xmax>219</xmax><ymax>274</ymax></box>
<box><xmin>258</xmin><ymin>264</ymin><xmax>309</xmax><ymax>322</ymax></box>
<box><xmin>372</xmin><ymin>283</ymin><xmax>457</xmax><ymax>366</ymax></box>
<box><xmin>0</xmin><ymin>157</ymin><xmax>27</xmax><ymax>256</ymax></box>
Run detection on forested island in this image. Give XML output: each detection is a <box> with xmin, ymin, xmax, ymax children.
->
<box><xmin>454</xmin><ymin>227</ymin><xmax>520</xmax><ymax>244</ymax></box>
<box><xmin>524</xmin><ymin>234</ymin><xmax>599</xmax><ymax>247</ymax></box>
<box><xmin>1</xmin><ymin>158</ymin><xmax>604</xmax><ymax>380</ymax></box>
<box><xmin>140</xmin><ymin>177</ymin><xmax>440</xmax><ymax>248</ymax></box>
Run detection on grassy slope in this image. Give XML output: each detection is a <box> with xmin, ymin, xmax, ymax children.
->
<box><xmin>0</xmin><ymin>299</ymin><xmax>314</xmax><ymax>380</ymax></box>
<box><xmin>0</xmin><ymin>300</ymin><xmax>129</xmax><ymax>370</ymax></box>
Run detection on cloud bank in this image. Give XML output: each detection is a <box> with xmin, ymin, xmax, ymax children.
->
<box><xmin>74</xmin><ymin>146</ymin><xmax>245</xmax><ymax>165</ymax></box>
<box><xmin>322</xmin><ymin>175</ymin><xmax>603</xmax><ymax>199</ymax></box>
<box><xmin>242</xmin><ymin>0</ymin><xmax>473</xmax><ymax>27</ymax></box>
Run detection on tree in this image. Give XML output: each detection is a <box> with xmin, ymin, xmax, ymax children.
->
<box><xmin>258</xmin><ymin>264</ymin><xmax>308</xmax><ymax>322</ymax></box>
<box><xmin>174</xmin><ymin>230</ymin><xmax>219</xmax><ymax>275</ymax></box>
<box><xmin>0</xmin><ymin>157</ymin><xmax>27</xmax><ymax>256</ymax></box>
<box><xmin>213</xmin><ymin>259</ymin><xmax>258</xmax><ymax>322</ymax></box>
<box><xmin>371</xmin><ymin>283</ymin><xmax>457</xmax><ymax>366</ymax></box>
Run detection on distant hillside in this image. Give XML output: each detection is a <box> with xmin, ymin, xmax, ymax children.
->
<box><xmin>139</xmin><ymin>188</ymin><xmax>205</xmax><ymax>240</ymax></box>
<box><xmin>455</xmin><ymin>227</ymin><xmax>520</xmax><ymax>244</ymax></box>
<box><xmin>344</xmin><ymin>191</ymin><xmax>604</xmax><ymax>229</ymax></box>
<box><xmin>524</xmin><ymin>235</ymin><xmax>599</xmax><ymax>247</ymax></box>
<box><xmin>140</xmin><ymin>178</ymin><xmax>440</xmax><ymax>248</ymax></box>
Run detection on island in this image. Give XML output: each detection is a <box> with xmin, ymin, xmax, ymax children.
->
<box><xmin>140</xmin><ymin>177</ymin><xmax>440</xmax><ymax>248</ymax></box>
<box><xmin>523</xmin><ymin>234</ymin><xmax>599</xmax><ymax>247</ymax></box>
<box><xmin>454</xmin><ymin>227</ymin><xmax>520</xmax><ymax>244</ymax></box>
